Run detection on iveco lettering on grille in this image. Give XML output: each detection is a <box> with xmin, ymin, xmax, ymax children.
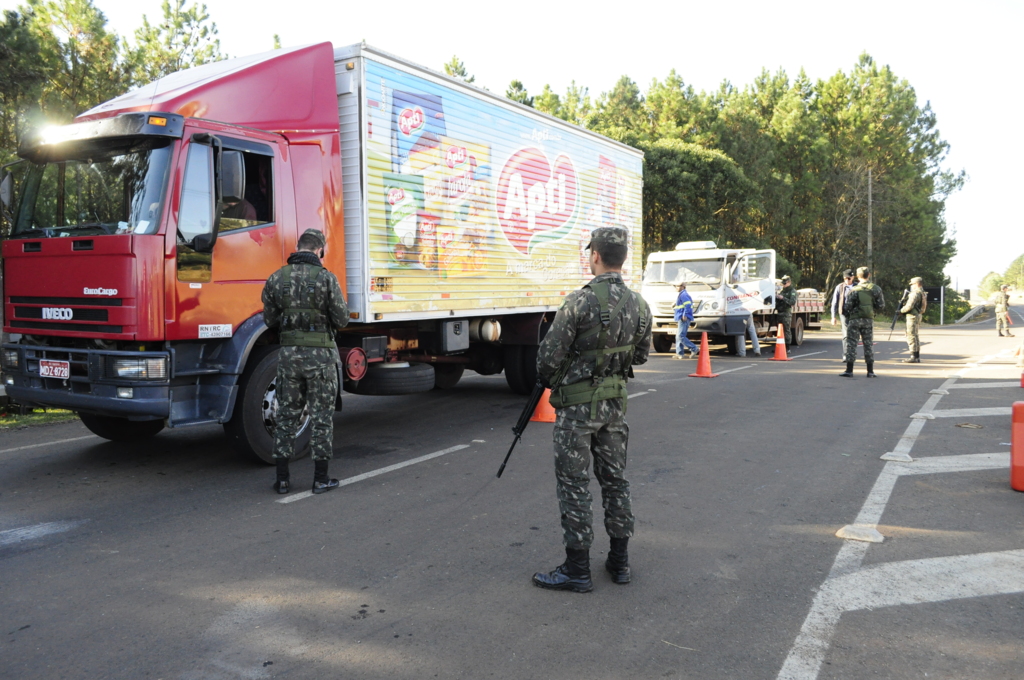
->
<box><xmin>83</xmin><ymin>287</ymin><xmax>118</xmax><ymax>296</ymax></box>
<box><xmin>43</xmin><ymin>308</ymin><xmax>73</xmax><ymax>320</ymax></box>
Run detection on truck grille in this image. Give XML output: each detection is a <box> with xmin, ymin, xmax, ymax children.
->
<box><xmin>654</xmin><ymin>301</ymin><xmax>675</xmax><ymax>317</ymax></box>
<box><xmin>8</xmin><ymin>296</ymin><xmax>126</xmax><ymax>335</ymax></box>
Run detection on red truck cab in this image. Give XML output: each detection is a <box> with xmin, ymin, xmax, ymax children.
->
<box><xmin>1</xmin><ymin>44</ymin><xmax>348</xmax><ymax>457</ymax></box>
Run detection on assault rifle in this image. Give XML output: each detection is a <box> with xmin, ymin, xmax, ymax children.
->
<box><xmin>496</xmin><ymin>380</ymin><xmax>545</xmax><ymax>478</ymax></box>
<box><xmin>888</xmin><ymin>289</ymin><xmax>910</xmax><ymax>341</ymax></box>
<box><xmin>496</xmin><ymin>349</ymin><xmax>577</xmax><ymax>478</ymax></box>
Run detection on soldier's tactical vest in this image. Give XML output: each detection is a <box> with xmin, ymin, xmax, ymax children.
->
<box><xmin>548</xmin><ymin>280</ymin><xmax>648</xmax><ymax>415</ymax></box>
<box><xmin>278</xmin><ymin>264</ymin><xmax>335</xmax><ymax>348</ymax></box>
<box><xmin>909</xmin><ymin>290</ymin><xmax>925</xmax><ymax>314</ymax></box>
<box><xmin>850</xmin><ymin>282</ymin><xmax>878</xmax><ymax>320</ymax></box>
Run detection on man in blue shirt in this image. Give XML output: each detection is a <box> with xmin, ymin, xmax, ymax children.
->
<box><xmin>672</xmin><ymin>282</ymin><xmax>699</xmax><ymax>359</ymax></box>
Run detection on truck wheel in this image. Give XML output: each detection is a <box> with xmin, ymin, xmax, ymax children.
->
<box><xmin>503</xmin><ymin>344</ymin><xmax>538</xmax><ymax>395</ymax></box>
<box><xmin>793</xmin><ymin>316</ymin><xmax>805</xmax><ymax>346</ymax></box>
<box><xmin>353</xmin><ymin>362</ymin><xmax>435</xmax><ymax>395</ymax></box>
<box><xmin>652</xmin><ymin>334</ymin><xmax>674</xmax><ymax>354</ymax></box>
<box><xmin>224</xmin><ymin>345</ymin><xmax>312</xmax><ymax>465</ymax></box>
<box><xmin>433</xmin><ymin>364</ymin><xmax>465</xmax><ymax>389</ymax></box>
<box><xmin>78</xmin><ymin>414</ymin><xmax>164</xmax><ymax>442</ymax></box>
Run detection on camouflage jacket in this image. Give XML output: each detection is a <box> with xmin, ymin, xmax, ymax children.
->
<box><xmin>776</xmin><ymin>286</ymin><xmax>797</xmax><ymax>313</ymax></box>
<box><xmin>844</xmin><ymin>281</ymin><xmax>885</xmax><ymax>319</ymax></box>
<box><xmin>262</xmin><ymin>251</ymin><xmax>349</xmax><ymax>363</ymax></box>
<box><xmin>537</xmin><ymin>272</ymin><xmax>652</xmax><ymax>421</ymax></box>
<box><xmin>990</xmin><ymin>290</ymin><xmax>1009</xmax><ymax>313</ymax></box>
<box><xmin>901</xmin><ymin>288</ymin><xmax>926</xmax><ymax>315</ymax></box>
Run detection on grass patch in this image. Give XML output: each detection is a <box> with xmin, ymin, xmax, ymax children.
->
<box><xmin>0</xmin><ymin>407</ymin><xmax>79</xmax><ymax>430</ymax></box>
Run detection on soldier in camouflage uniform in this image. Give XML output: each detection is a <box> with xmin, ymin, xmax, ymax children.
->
<box><xmin>261</xmin><ymin>229</ymin><xmax>349</xmax><ymax>494</ymax></box>
<box><xmin>840</xmin><ymin>266</ymin><xmax>885</xmax><ymax>378</ymax></box>
<box><xmin>776</xmin><ymin>275</ymin><xmax>798</xmax><ymax>347</ymax></box>
<box><xmin>992</xmin><ymin>285</ymin><xmax>1014</xmax><ymax>337</ymax></box>
<box><xmin>900</xmin><ymin>276</ymin><xmax>927</xmax><ymax>363</ymax></box>
<box><xmin>532</xmin><ymin>226</ymin><xmax>652</xmax><ymax>593</ymax></box>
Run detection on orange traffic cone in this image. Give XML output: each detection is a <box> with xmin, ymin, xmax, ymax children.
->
<box><xmin>530</xmin><ymin>388</ymin><xmax>557</xmax><ymax>422</ymax></box>
<box><xmin>688</xmin><ymin>332</ymin><xmax>719</xmax><ymax>378</ymax></box>
<box><xmin>768</xmin><ymin>324</ymin><xmax>791</xmax><ymax>361</ymax></box>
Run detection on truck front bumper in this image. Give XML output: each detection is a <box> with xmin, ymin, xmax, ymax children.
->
<box><xmin>2</xmin><ymin>343</ymin><xmax>170</xmax><ymax>420</ymax></box>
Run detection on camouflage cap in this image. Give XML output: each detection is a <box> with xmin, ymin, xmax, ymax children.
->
<box><xmin>910</xmin><ymin>276</ymin><xmax>923</xmax><ymax>284</ymax></box>
<box><xmin>781</xmin><ymin>275</ymin><xmax>792</xmax><ymax>282</ymax></box>
<box><xmin>1002</xmin><ymin>284</ymin><xmax>1010</xmax><ymax>290</ymax></box>
<box><xmin>585</xmin><ymin>226</ymin><xmax>629</xmax><ymax>250</ymax></box>
<box><xmin>300</xmin><ymin>228</ymin><xmax>327</xmax><ymax>250</ymax></box>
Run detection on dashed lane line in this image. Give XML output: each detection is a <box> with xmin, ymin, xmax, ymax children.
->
<box><xmin>928</xmin><ymin>407</ymin><xmax>1012</xmax><ymax>418</ymax></box>
<box><xmin>0</xmin><ymin>435</ymin><xmax>99</xmax><ymax>455</ymax></box>
<box><xmin>276</xmin><ymin>444</ymin><xmax>471</xmax><ymax>504</ymax></box>
<box><xmin>947</xmin><ymin>381</ymin><xmax>1021</xmax><ymax>389</ymax></box>
<box><xmin>791</xmin><ymin>351</ymin><xmax>827</xmax><ymax>359</ymax></box>
<box><xmin>640</xmin><ymin>363</ymin><xmax>755</xmax><ymax>385</ymax></box>
<box><xmin>0</xmin><ymin>520</ymin><xmax>88</xmax><ymax>547</ymax></box>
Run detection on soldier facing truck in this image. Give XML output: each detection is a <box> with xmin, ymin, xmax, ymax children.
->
<box><xmin>261</xmin><ymin>229</ymin><xmax>350</xmax><ymax>494</ymax></box>
<box><xmin>840</xmin><ymin>266</ymin><xmax>885</xmax><ymax>378</ymax></box>
<box><xmin>776</xmin><ymin>275</ymin><xmax>798</xmax><ymax>348</ymax></box>
<box><xmin>532</xmin><ymin>226</ymin><xmax>652</xmax><ymax>593</ymax></box>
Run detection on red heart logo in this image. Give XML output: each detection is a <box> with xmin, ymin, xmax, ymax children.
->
<box><xmin>496</xmin><ymin>147</ymin><xmax>578</xmax><ymax>255</ymax></box>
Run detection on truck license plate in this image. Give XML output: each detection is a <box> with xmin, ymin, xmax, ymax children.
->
<box><xmin>39</xmin><ymin>360</ymin><xmax>70</xmax><ymax>379</ymax></box>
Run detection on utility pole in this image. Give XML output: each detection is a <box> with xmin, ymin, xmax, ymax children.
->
<box><xmin>867</xmin><ymin>166</ymin><xmax>873</xmax><ymax>272</ymax></box>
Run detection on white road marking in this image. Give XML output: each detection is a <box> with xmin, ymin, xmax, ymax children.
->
<box><xmin>642</xmin><ymin>363</ymin><xmax>755</xmax><ymax>385</ymax></box>
<box><xmin>277</xmin><ymin>444</ymin><xmax>472</xmax><ymax>504</ymax></box>
<box><xmin>0</xmin><ymin>520</ymin><xmax>88</xmax><ymax>547</ymax></box>
<box><xmin>928</xmin><ymin>407</ymin><xmax>1012</xmax><ymax>418</ymax></box>
<box><xmin>627</xmin><ymin>390</ymin><xmax>652</xmax><ymax>399</ymax></box>
<box><xmin>791</xmin><ymin>351</ymin><xmax>827</xmax><ymax>359</ymax></box>
<box><xmin>0</xmin><ymin>435</ymin><xmax>99</xmax><ymax>455</ymax></box>
<box><xmin>947</xmin><ymin>381</ymin><xmax>1020</xmax><ymax>389</ymax></box>
<box><xmin>778</xmin><ymin>550</ymin><xmax>1024</xmax><ymax>680</ymax></box>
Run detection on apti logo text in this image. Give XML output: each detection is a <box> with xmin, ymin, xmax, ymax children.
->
<box><xmin>397</xmin><ymin>107</ymin><xmax>425</xmax><ymax>136</ymax></box>
<box><xmin>43</xmin><ymin>308</ymin><xmax>73</xmax><ymax>320</ymax></box>
<box><xmin>83</xmin><ymin>287</ymin><xmax>118</xmax><ymax>296</ymax></box>
<box><xmin>496</xmin><ymin>147</ymin><xmax>578</xmax><ymax>255</ymax></box>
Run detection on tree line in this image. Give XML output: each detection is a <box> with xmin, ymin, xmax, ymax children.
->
<box><xmin>980</xmin><ymin>254</ymin><xmax>1024</xmax><ymax>297</ymax></box>
<box><xmin>1</xmin><ymin>3</ymin><xmax>962</xmax><ymax>308</ymax></box>
<box><xmin>449</xmin><ymin>54</ymin><xmax>964</xmax><ymax>308</ymax></box>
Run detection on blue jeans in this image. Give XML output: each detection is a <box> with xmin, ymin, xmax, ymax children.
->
<box><xmin>676</xmin><ymin>320</ymin><xmax>698</xmax><ymax>355</ymax></box>
<box><xmin>736</xmin><ymin>313</ymin><xmax>761</xmax><ymax>357</ymax></box>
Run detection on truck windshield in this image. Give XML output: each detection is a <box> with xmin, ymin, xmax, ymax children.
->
<box><xmin>644</xmin><ymin>259</ymin><xmax>724</xmax><ymax>290</ymax></box>
<box><xmin>9</xmin><ymin>139</ymin><xmax>174</xmax><ymax>238</ymax></box>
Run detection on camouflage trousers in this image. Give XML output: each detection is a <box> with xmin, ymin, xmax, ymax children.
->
<box><xmin>844</xmin><ymin>317</ymin><xmax>875</xmax><ymax>363</ymax></box>
<box><xmin>778</xmin><ymin>312</ymin><xmax>793</xmax><ymax>345</ymax></box>
<box><xmin>996</xmin><ymin>312</ymin><xmax>1010</xmax><ymax>333</ymax></box>
<box><xmin>553</xmin><ymin>410</ymin><xmax>634</xmax><ymax>551</ymax></box>
<box><xmin>905</xmin><ymin>313</ymin><xmax>921</xmax><ymax>353</ymax></box>
<box><xmin>272</xmin><ymin>347</ymin><xmax>338</xmax><ymax>461</ymax></box>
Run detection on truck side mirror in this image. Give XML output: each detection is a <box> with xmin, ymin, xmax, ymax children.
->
<box><xmin>188</xmin><ymin>133</ymin><xmax>225</xmax><ymax>253</ymax></box>
<box><xmin>0</xmin><ymin>171</ymin><xmax>12</xmax><ymax>209</ymax></box>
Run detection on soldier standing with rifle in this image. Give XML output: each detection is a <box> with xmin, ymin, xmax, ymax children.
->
<box><xmin>776</xmin><ymin>275</ymin><xmax>798</xmax><ymax>348</ymax></box>
<box><xmin>840</xmin><ymin>266</ymin><xmax>885</xmax><ymax>378</ymax></box>
<box><xmin>900</xmin><ymin>277</ymin><xmax>927</xmax><ymax>363</ymax></box>
<box><xmin>261</xmin><ymin>229</ymin><xmax>350</xmax><ymax>495</ymax></box>
<box><xmin>992</xmin><ymin>285</ymin><xmax>1014</xmax><ymax>337</ymax></box>
<box><xmin>531</xmin><ymin>227</ymin><xmax>652</xmax><ymax>593</ymax></box>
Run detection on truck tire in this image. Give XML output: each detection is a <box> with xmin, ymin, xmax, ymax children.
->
<box><xmin>353</xmin><ymin>362</ymin><xmax>435</xmax><ymax>395</ymax></box>
<box><xmin>652</xmin><ymin>334</ymin><xmax>674</xmax><ymax>354</ymax></box>
<box><xmin>78</xmin><ymin>414</ymin><xmax>164</xmax><ymax>442</ymax></box>
<box><xmin>433</xmin><ymin>364</ymin><xmax>465</xmax><ymax>390</ymax></box>
<box><xmin>793</xmin><ymin>316</ymin><xmax>805</xmax><ymax>346</ymax></box>
<box><xmin>224</xmin><ymin>345</ymin><xmax>312</xmax><ymax>465</ymax></box>
<box><xmin>503</xmin><ymin>344</ymin><xmax>538</xmax><ymax>395</ymax></box>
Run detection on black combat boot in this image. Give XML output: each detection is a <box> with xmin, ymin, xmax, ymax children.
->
<box><xmin>866</xmin><ymin>361</ymin><xmax>877</xmax><ymax>377</ymax></box>
<box><xmin>311</xmin><ymin>460</ymin><xmax>340</xmax><ymax>494</ymax></box>
<box><xmin>532</xmin><ymin>548</ymin><xmax>593</xmax><ymax>593</ymax></box>
<box><xmin>273</xmin><ymin>458</ymin><xmax>290</xmax><ymax>494</ymax></box>
<box><xmin>902</xmin><ymin>353</ymin><xmax>920</xmax><ymax>363</ymax></box>
<box><xmin>605</xmin><ymin>537</ymin><xmax>631</xmax><ymax>585</ymax></box>
<box><xmin>839</xmin><ymin>361</ymin><xmax>854</xmax><ymax>377</ymax></box>
<box><xmin>999</xmin><ymin>331</ymin><xmax>1005</xmax><ymax>337</ymax></box>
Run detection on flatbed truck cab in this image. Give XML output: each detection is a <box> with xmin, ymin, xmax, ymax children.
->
<box><xmin>0</xmin><ymin>43</ymin><xmax>646</xmax><ymax>462</ymax></box>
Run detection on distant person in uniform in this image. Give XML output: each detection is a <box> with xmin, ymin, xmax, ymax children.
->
<box><xmin>840</xmin><ymin>266</ymin><xmax>885</xmax><ymax>378</ymax></box>
<box><xmin>533</xmin><ymin>226</ymin><xmax>652</xmax><ymax>593</ymax></box>
<box><xmin>992</xmin><ymin>285</ymin><xmax>1013</xmax><ymax>337</ymax></box>
<box><xmin>776</xmin><ymin>275</ymin><xmax>798</xmax><ymax>348</ymax></box>
<box><xmin>900</xmin><ymin>277</ymin><xmax>927</xmax><ymax>363</ymax></box>
<box><xmin>261</xmin><ymin>229</ymin><xmax>349</xmax><ymax>494</ymax></box>
<box><xmin>830</xmin><ymin>269</ymin><xmax>856</xmax><ymax>343</ymax></box>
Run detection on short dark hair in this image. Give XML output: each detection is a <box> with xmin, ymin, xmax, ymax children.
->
<box><xmin>594</xmin><ymin>242</ymin><xmax>627</xmax><ymax>268</ymax></box>
<box><xmin>297</xmin><ymin>231</ymin><xmax>325</xmax><ymax>251</ymax></box>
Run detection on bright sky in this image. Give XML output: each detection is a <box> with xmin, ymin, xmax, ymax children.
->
<box><xmin>4</xmin><ymin>0</ymin><xmax>1020</xmax><ymax>290</ymax></box>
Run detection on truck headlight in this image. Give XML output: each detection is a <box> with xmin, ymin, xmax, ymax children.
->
<box><xmin>2</xmin><ymin>350</ymin><xmax>18</xmax><ymax>369</ymax></box>
<box><xmin>111</xmin><ymin>357</ymin><xmax>167</xmax><ymax>380</ymax></box>
<box><xmin>711</xmin><ymin>302</ymin><xmax>719</xmax><ymax>310</ymax></box>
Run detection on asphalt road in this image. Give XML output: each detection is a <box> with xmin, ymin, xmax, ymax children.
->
<box><xmin>1</xmin><ymin>314</ymin><xmax>1022</xmax><ymax>680</ymax></box>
